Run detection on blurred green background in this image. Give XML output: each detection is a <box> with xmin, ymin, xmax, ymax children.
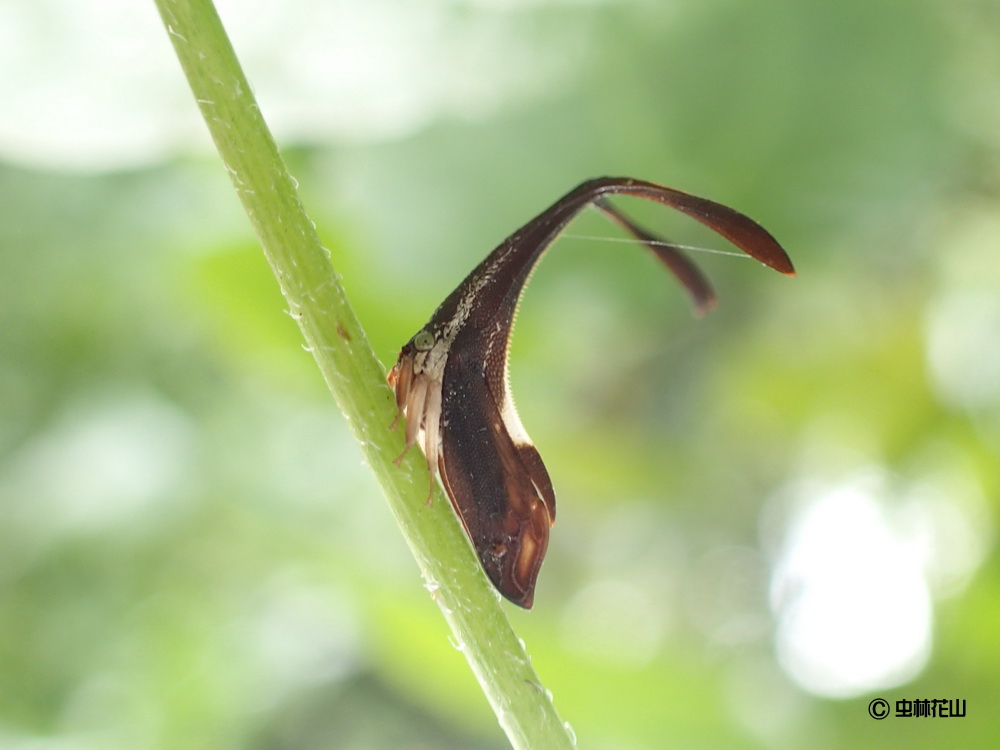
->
<box><xmin>2</xmin><ymin>0</ymin><xmax>998</xmax><ymax>747</ymax></box>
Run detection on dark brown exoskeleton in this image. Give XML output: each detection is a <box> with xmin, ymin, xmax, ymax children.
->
<box><xmin>388</xmin><ymin>177</ymin><xmax>794</xmax><ymax>608</ymax></box>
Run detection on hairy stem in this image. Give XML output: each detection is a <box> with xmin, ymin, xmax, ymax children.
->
<box><xmin>153</xmin><ymin>0</ymin><xmax>575</xmax><ymax>747</ymax></box>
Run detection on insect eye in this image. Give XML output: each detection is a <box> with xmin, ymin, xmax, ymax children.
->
<box><xmin>413</xmin><ymin>330</ymin><xmax>435</xmax><ymax>351</ymax></box>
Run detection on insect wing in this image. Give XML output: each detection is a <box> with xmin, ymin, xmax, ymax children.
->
<box><xmin>437</xmin><ymin>349</ymin><xmax>552</xmax><ymax>608</ymax></box>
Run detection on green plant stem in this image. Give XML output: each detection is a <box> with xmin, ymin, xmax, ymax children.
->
<box><xmin>153</xmin><ymin>1</ymin><xmax>575</xmax><ymax>748</ymax></box>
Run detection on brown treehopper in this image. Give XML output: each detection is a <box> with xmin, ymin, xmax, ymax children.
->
<box><xmin>388</xmin><ymin>176</ymin><xmax>794</xmax><ymax>608</ymax></box>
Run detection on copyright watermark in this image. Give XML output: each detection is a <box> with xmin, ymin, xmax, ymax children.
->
<box><xmin>868</xmin><ymin>698</ymin><xmax>966</xmax><ymax>719</ymax></box>
<box><xmin>868</xmin><ymin>699</ymin><xmax>890</xmax><ymax>719</ymax></box>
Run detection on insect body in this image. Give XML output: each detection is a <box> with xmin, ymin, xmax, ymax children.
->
<box><xmin>389</xmin><ymin>176</ymin><xmax>793</xmax><ymax>608</ymax></box>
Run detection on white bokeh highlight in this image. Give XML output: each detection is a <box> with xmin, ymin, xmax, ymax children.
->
<box><xmin>0</xmin><ymin>0</ymin><xmax>600</xmax><ymax>170</ymax></box>
<box><xmin>769</xmin><ymin>473</ymin><xmax>932</xmax><ymax>698</ymax></box>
